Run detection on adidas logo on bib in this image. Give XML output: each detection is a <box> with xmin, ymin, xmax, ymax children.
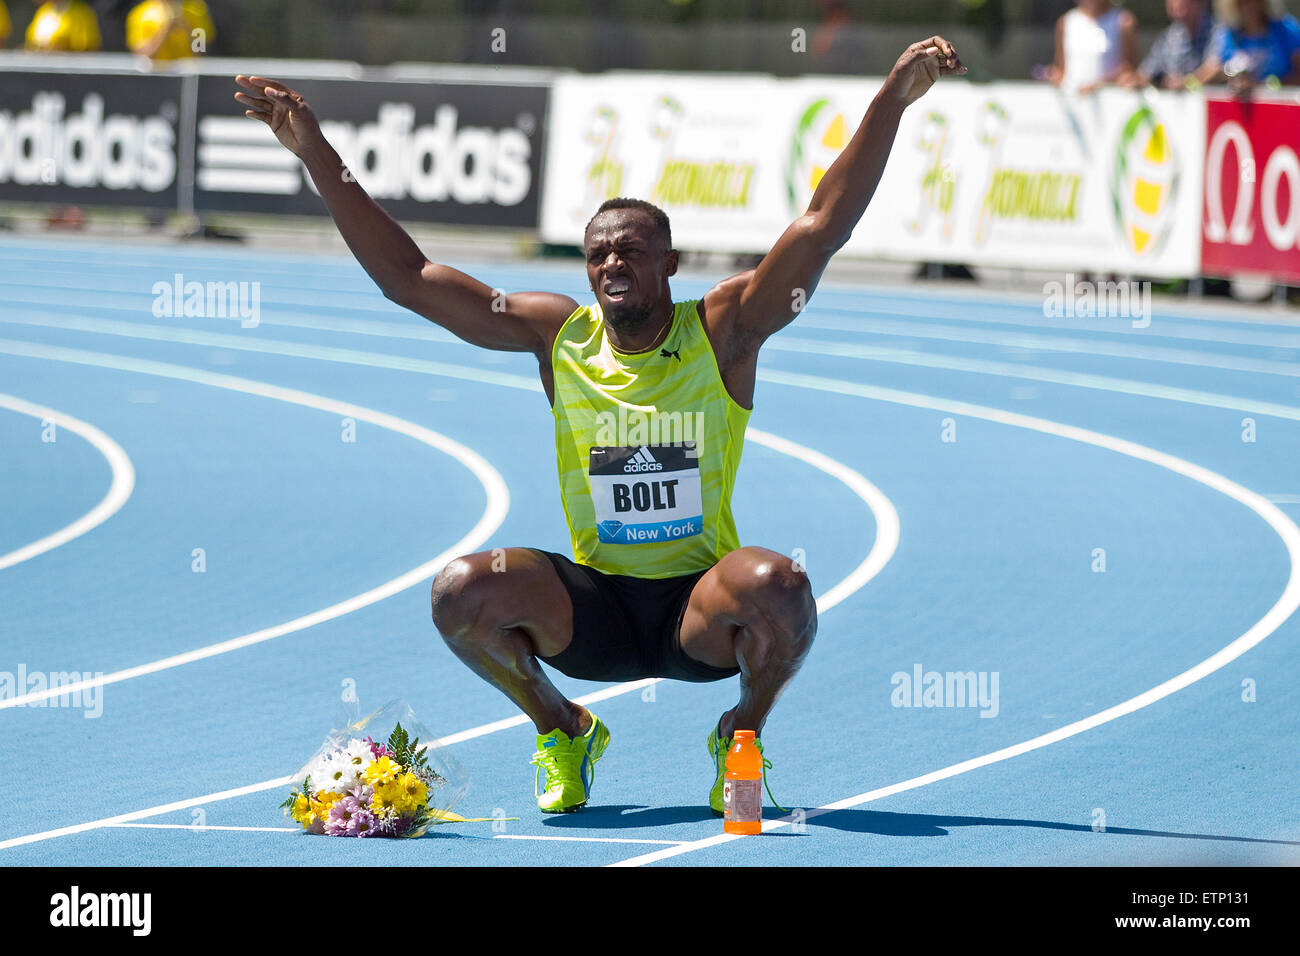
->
<box><xmin>622</xmin><ymin>446</ymin><xmax>663</xmax><ymax>473</ymax></box>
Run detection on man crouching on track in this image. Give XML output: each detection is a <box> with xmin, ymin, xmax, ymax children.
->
<box><xmin>234</xmin><ymin>38</ymin><xmax>965</xmax><ymax>815</ymax></box>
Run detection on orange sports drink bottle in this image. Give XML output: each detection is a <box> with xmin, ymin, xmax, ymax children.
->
<box><xmin>723</xmin><ymin>730</ymin><xmax>763</xmax><ymax>835</ymax></box>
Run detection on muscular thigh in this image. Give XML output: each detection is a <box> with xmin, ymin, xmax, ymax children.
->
<box><xmin>678</xmin><ymin>546</ymin><xmax>794</xmax><ymax>670</ymax></box>
<box><xmin>433</xmin><ymin>547</ymin><xmax>575</xmax><ymax>658</ymax></box>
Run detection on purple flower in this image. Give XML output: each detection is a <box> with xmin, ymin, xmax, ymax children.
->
<box><xmin>353</xmin><ymin>810</ymin><xmax>379</xmax><ymax>837</ymax></box>
<box><xmin>349</xmin><ymin>782</ymin><xmax>373</xmax><ymax>804</ymax></box>
<box><xmin>324</xmin><ymin>795</ymin><xmax>360</xmax><ymax>837</ymax></box>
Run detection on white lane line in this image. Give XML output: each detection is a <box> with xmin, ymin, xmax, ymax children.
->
<box><xmin>764</xmin><ymin>337</ymin><xmax>1300</xmax><ymax>422</ymax></box>
<box><xmin>0</xmin><ymin>415</ymin><xmax>897</xmax><ymax>851</ymax></box>
<box><xmin>0</xmin><ymin>394</ymin><xmax>135</xmax><ymax>571</ymax></box>
<box><xmin>748</xmin><ymin>428</ymin><xmax>899</xmax><ymax>615</ymax></box>
<box><xmin>10</xmin><ymin>314</ymin><xmax>1299</xmax><ymax>427</ymax></box>
<box><xmin>0</xmin><ymin>341</ymin><xmax>510</xmax><ymax>710</ymax></box>
<box><xmin>808</xmin><ymin>280</ymin><xmax>1300</xmax><ymax>330</ymax></box>
<box><xmin>0</xmin><ymin>775</ymin><xmax>297</xmax><ymax>850</ymax></box>
<box><xmin>0</xmin><ymin>317</ymin><xmax>540</xmax><ymax>394</ymax></box>
<box><xmin>798</xmin><ymin>303</ymin><xmax>1300</xmax><ymax>349</ymax></box>
<box><xmin>494</xmin><ymin>835</ymin><xmax>687</xmax><ymax>846</ymax></box>
<box><xmin>789</xmin><ymin>318</ymin><xmax>1300</xmax><ymax>377</ymax></box>
<box><xmin>4</xmin><ymin>253</ymin><xmax>1296</xmax><ymax>335</ymax></box>
<box><xmin>105</xmin><ymin>824</ymin><xmax>299</xmax><ymax>833</ymax></box>
<box><xmin>609</xmin><ymin>371</ymin><xmax>1300</xmax><ymax>866</ymax></box>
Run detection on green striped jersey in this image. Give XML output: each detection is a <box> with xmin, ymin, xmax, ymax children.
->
<box><xmin>550</xmin><ymin>299</ymin><xmax>751</xmax><ymax>578</ymax></box>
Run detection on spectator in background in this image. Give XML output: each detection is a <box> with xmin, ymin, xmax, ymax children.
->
<box><xmin>1127</xmin><ymin>0</ymin><xmax>1217</xmax><ymax>88</ymax></box>
<box><xmin>811</xmin><ymin>0</ymin><xmax>859</xmax><ymax>75</ymax></box>
<box><xmin>1196</xmin><ymin>0</ymin><xmax>1300</xmax><ymax>88</ymax></box>
<box><xmin>126</xmin><ymin>0</ymin><xmax>214</xmax><ymax>61</ymax></box>
<box><xmin>1</xmin><ymin>3</ymin><xmax>11</xmax><ymax>48</ymax></box>
<box><xmin>25</xmin><ymin>0</ymin><xmax>102</xmax><ymax>51</ymax></box>
<box><xmin>1047</xmin><ymin>0</ymin><xmax>1138</xmax><ymax>92</ymax></box>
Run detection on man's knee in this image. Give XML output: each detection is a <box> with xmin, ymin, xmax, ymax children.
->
<box><xmin>726</xmin><ymin>547</ymin><xmax>817</xmax><ymax>648</ymax></box>
<box><xmin>431</xmin><ymin>553</ymin><xmax>498</xmax><ymax>642</ymax></box>
<box><xmin>431</xmin><ymin>549</ymin><xmax>569</xmax><ymax>652</ymax></box>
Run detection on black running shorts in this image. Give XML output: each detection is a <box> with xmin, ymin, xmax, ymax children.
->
<box><xmin>531</xmin><ymin>549</ymin><xmax>741</xmax><ymax>683</ymax></box>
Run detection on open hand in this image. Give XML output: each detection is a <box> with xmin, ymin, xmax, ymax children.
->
<box><xmin>234</xmin><ymin>75</ymin><xmax>326</xmax><ymax>157</ymax></box>
<box><xmin>882</xmin><ymin>37</ymin><xmax>967</xmax><ymax>107</ymax></box>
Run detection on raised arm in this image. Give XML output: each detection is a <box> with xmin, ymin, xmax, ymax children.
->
<box><xmin>700</xmin><ymin>38</ymin><xmax>965</xmax><ymax>370</ymax></box>
<box><xmin>233</xmin><ymin>75</ymin><xmax>577</xmax><ymax>356</ymax></box>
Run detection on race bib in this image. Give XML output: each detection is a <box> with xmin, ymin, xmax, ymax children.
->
<box><xmin>588</xmin><ymin>444</ymin><xmax>703</xmax><ymax>544</ymax></box>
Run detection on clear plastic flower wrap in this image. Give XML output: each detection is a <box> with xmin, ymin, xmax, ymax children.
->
<box><xmin>282</xmin><ymin>698</ymin><xmax>471</xmax><ymax>838</ymax></box>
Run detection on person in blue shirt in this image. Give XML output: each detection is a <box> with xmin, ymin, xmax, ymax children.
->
<box><xmin>1197</xmin><ymin>0</ymin><xmax>1300</xmax><ymax>89</ymax></box>
<box><xmin>1128</xmin><ymin>0</ymin><xmax>1217</xmax><ymax>89</ymax></box>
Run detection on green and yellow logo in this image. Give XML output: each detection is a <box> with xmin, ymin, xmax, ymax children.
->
<box><xmin>912</xmin><ymin>111</ymin><xmax>956</xmax><ymax>237</ymax></box>
<box><xmin>584</xmin><ymin>106</ymin><xmax>623</xmax><ymax>201</ymax></box>
<box><xmin>648</xmin><ymin>94</ymin><xmax>754</xmax><ymax>209</ymax></box>
<box><xmin>1110</xmin><ymin>105</ymin><xmax>1178</xmax><ymax>257</ymax></box>
<box><xmin>785</xmin><ymin>98</ymin><xmax>849</xmax><ymax>216</ymax></box>
<box><xmin>975</xmin><ymin>99</ymin><xmax>1081</xmax><ymax>243</ymax></box>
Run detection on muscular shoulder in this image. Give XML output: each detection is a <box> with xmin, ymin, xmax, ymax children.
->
<box><xmin>699</xmin><ymin>270</ymin><xmax>756</xmax><ymax>349</ymax></box>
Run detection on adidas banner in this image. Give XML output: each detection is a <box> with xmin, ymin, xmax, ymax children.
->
<box><xmin>193</xmin><ymin>74</ymin><xmax>549</xmax><ymax>226</ymax></box>
<box><xmin>0</xmin><ymin>70</ymin><xmax>184</xmax><ymax>208</ymax></box>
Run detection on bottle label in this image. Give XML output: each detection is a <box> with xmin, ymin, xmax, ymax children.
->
<box><xmin>723</xmin><ymin>778</ymin><xmax>762</xmax><ymax>824</ymax></box>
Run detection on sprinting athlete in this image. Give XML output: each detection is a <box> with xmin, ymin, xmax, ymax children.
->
<box><xmin>234</xmin><ymin>37</ymin><xmax>964</xmax><ymax>815</ymax></box>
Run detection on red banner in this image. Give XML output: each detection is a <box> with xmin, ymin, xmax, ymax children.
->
<box><xmin>1202</xmin><ymin>96</ymin><xmax>1300</xmax><ymax>283</ymax></box>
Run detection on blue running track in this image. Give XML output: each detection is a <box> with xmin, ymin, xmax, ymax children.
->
<box><xmin>1</xmin><ymin>234</ymin><xmax>1297</xmax><ymax>866</ymax></box>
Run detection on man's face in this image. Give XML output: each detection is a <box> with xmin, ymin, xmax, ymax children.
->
<box><xmin>583</xmin><ymin>209</ymin><xmax>676</xmax><ymax>333</ymax></box>
<box><xmin>1167</xmin><ymin>0</ymin><xmax>1202</xmax><ymax>23</ymax></box>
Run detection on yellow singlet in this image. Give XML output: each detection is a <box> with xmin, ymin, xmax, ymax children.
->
<box><xmin>551</xmin><ymin>299</ymin><xmax>751</xmax><ymax>579</ymax></box>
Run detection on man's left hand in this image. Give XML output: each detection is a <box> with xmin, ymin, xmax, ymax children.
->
<box><xmin>882</xmin><ymin>36</ymin><xmax>966</xmax><ymax>108</ymax></box>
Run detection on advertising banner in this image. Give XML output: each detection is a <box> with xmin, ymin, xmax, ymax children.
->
<box><xmin>543</xmin><ymin>75</ymin><xmax>1206</xmax><ymax>277</ymax></box>
<box><xmin>0</xmin><ymin>71</ymin><xmax>184</xmax><ymax>208</ymax></box>
<box><xmin>1201</xmin><ymin>95</ymin><xmax>1300</xmax><ymax>284</ymax></box>
<box><xmin>539</xmin><ymin>73</ymin><xmax>802</xmax><ymax>252</ymax></box>
<box><xmin>786</xmin><ymin>82</ymin><xmax>1204</xmax><ymax>277</ymax></box>
<box><xmin>194</xmin><ymin>75</ymin><xmax>549</xmax><ymax>227</ymax></box>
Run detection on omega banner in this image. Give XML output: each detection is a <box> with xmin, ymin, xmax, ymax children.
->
<box><xmin>193</xmin><ymin>75</ymin><xmax>548</xmax><ymax>226</ymax></box>
<box><xmin>1201</xmin><ymin>95</ymin><xmax>1300</xmax><ymax>284</ymax></box>
<box><xmin>0</xmin><ymin>70</ymin><xmax>184</xmax><ymax>208</ymax></box>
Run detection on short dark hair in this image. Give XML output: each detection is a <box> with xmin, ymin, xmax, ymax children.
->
<box><xmin>585</xmin><ymin>197</ymin><xmax>672</xmax><ymax>248</ymax></box>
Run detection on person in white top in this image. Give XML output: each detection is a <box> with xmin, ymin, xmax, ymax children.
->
<box><xmin>1048</xmin><ymin>0</ymin><xmax>1139</xmax><ymax>92</ymax></box>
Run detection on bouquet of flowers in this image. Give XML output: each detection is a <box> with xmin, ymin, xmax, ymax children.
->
<box><xmin>282</xmin><ymin>698</ymin><xmax>470</xmax><ymax>838</ymax></box>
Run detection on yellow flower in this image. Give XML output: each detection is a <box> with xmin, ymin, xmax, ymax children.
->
<box><xmin>310</xmin><ymin>791</ymin><xmax>341</xmax><ymax>825</ymax></box>
<box><xmin>363</xmin><ymin>756</ymin><xmax>402</xmax><ymax>789</ymax></box>
<box><xmin>290</xmin><ymin>793</ymin><xmax>312</xmax><ymax>826</ymax></box>
<box><xmin>398</xmin><ymin>773</ymin><xmax>428</xmax><ymax>808</ymax></box>
<box><xmin>369</xmin><ymin>783</ymin><xmax>398</xmax><ymax>813</ymax></box>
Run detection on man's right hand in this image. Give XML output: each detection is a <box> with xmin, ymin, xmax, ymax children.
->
<box><xmin>234</xmin><ymin>75</ymin><xmax>325</xmax><ymax>157</ymax></box>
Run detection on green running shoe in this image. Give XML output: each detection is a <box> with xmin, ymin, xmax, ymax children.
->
<box><xmin>707</xmin><ymin>720</ymin><xmax>783</xmax><ymax>816</ymax></box>
<box><xmin>531</xmin><ymin>714</ymin><xmax>610</xmax><ymax>813</ymax></box>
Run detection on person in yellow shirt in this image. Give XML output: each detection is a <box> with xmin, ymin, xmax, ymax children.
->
<box><xmin>127</xmin><ymin>0</ymin><xmax>215</xmax><ymax>61</ymax></box>
<box><xmin>25</xmin><ymin>0</ymin><xmax>102</xmax><ymax>52</ymax></box>
<box><xmin>1</xmin><ymin>2</ymin><xmax>12</xmax><ymax>48</ymax></box>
